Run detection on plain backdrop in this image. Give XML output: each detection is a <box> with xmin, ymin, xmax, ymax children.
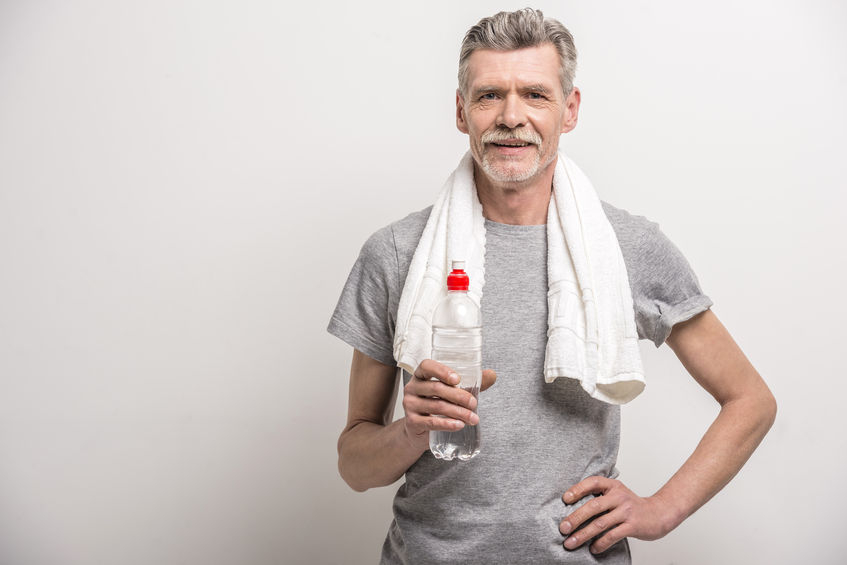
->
<box><xmin>1</xmin><ymin>0</ymin><xmax>845</xmax><ymax>564</ymax></box>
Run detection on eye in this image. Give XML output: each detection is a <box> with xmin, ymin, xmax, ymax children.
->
<box><xmin>528</xmin><ymin>92</ymin><xmax>545</xmax><ymax>100</ymax></box>
<box><xmin>480</xmin><ymin>92</ymin><xmax>498</xmax><ymax>101</ymax></box>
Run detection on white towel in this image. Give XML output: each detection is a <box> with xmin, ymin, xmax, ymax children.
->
<box><xmin>393</xmin><ymin>151</ymin><xmax>645</xmax><ymax>404</ymax></box>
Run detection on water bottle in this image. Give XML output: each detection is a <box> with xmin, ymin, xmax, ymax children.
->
<box><xmin>429</xmin><ymin>260</ymin><xmax>482</xmax><ymax>461</ymax></box>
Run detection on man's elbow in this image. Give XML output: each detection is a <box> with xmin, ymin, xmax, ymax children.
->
<box><xmin>725</xmin><ymin>377</ymin><xmax>777</xmax><ymax>439</ymax></box>
<box><xmin>338</xmin><ymin>454</ymin><xmax>370</xmax><ymax>493</ymax></box>
<box><xmin>337</xmin><ymin>429</ymin><xmax>370</xmax><ymax>493</ymax></box>
<box><xmin>760</xmin><ymin>386</ymin><xmax>778</xmax><ymax>431</ymax></box>
<box><xmin>743</xmin><ymin>378</ymin><xmax>777</xmax><ymax>435</ymax></box>
<box><xmin>338</xmin><ymin>461</ymin><xmax>369</xmax><ymax>493</ymax></box>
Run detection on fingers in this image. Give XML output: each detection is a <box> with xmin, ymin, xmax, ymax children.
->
<box><xmin>414</xmin><ymin>360</ymin><xmax>497</xmax><ymax>393</ymax></box>
<box><xmin>403</xmin><ymin>394</ymin><xmax>479</xmax><ymax>426</ymax></box>
<box><xmin>562</xmin><ymin>506</ymin><xmax>627</xmax><ymax>551</ymax></box>
<box><xmin>559</xmin><ymin>477</ymin><xmax>620</xmax><ymax>543</ymax></box>
<box><xmin>405</xmin><ymin>376</ymin><xmax>478</xmax><ymax>412</ymax></box>
<box><xmin>405</xmin><ymin>360</ymin><xmax>496</xmax><ymax>435</ymax></box>
<box><xmin>562</xmin><ymin>476</ymin><xmax>615</xmax><ymax>505</ymax></box>
<box><xmin>405</xmin><ymin>410</ymin><xmax>467</xmax><ymax>433</ymax></box>
<box><xmin>590</xmin><ymin>524</ymin><xmax>631</xmax><ymax>555</ymax></box>
<box><xmin>558</xmin><ymin>477</ymin><xmax>655</xmax><ymax>554</ymax></box>
<box><xmin>414</xmin><ymin>359</ymin><xmax>460</xmax><ymax>385</ymax></box>
<box><xmin>405</xmin><ymin>360</ymin><xmax>479</xmax><ymax>433</ymax></box>
<box><xmin>559</xmin><ymin>488</ymin><xmax>616</xmax><ymax>536</ymax></box>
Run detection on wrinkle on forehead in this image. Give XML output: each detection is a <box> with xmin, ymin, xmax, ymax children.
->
<box><xmin>465</xmin><ymin>45</ymin><xmax>563</xmax><ymax>99</ymax></box>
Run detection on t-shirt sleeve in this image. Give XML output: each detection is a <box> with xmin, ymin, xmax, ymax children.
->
<box><xmin>327</xmin><ymin>226</ymin><xmax>399</xmax><ymax>366</ymax></box>
<box><xmin>628</xmin><ymin>224</ymin><xmax>713</xmax><ymax>348</ymax></box>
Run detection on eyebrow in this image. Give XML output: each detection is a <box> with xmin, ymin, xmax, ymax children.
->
<box><xmin>522</xmin><ymin>84</ymin><xmax>555</xmax><ymax>95</ymax></box>
<box><xmin>471</xmin><ymin>83</ymin><xmax>556</xmax><ymax>97</ymax></box>
<box><xmin>471</xmin><ymin>85</ymin><xmax>502</xmax><ymax>97</ymax></box>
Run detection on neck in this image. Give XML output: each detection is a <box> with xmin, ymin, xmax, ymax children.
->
<box><xmin>473</xmin><ymin>156</ymin><xmax>556</xmax><ymax>225</ymax></box>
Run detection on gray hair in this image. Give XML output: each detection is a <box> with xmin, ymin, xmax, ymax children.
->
<box><xmin>458</xmin><ymin>8</ymin><xmax>578</xmax><ymax>99</ymax></box>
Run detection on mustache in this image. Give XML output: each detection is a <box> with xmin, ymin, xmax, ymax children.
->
<box><xmin>481</xmin><ymin>128</ymin><xmax>541</xmax><ymax>145</ymax></box>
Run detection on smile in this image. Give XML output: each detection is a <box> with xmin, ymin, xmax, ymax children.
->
<box><xmin>489</xmin><ymin>138</ymin><xmax>533</xmax><ymax>147</ymax></box>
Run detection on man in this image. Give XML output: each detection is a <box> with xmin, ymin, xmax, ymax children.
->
<box><xmin>329</xmin><ymin>8</ymin><xmax>776</xmax><ymax>564</ymax></box>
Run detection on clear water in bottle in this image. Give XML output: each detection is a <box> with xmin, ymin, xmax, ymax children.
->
<box><xmin>429</xmin><ymin>327</ymin><xmax>482</xmax><ymax>461</ymax></box>
<box><xmin>428</xmin><ymin>261</ymin><xmax>482</xmax><ymax>461</ymax></box>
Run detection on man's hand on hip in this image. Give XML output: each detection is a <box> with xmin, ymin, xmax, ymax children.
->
<box><xmin>559</xmin><ymin>476</ymin><xmax>677</xmax><ymax>554</ymax></box>
<box><xmin>402</xmin><ymin>359</ymin><xmax>496</xmax><ymax>452</ymax></box>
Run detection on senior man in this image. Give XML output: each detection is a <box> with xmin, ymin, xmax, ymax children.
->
<box><xmin>328</xmin><ymin>8</ymin><xmax>776</xmax><ymax>564</ymax></box>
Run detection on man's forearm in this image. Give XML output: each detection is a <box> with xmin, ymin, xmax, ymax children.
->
<box><xmin>652</xmin><ymin>389</ymin><xmax>777</xmax><ymax>530</ymax></box>
<box><xmin>654</xmin><ymin>310</ymin><xmax>778</xmax><ymax>531</ymax></box>
<box><xmin>558</xmin><ymin>381</ymin><xmax>776</xmax><ymax>554</ymax></box>
<box><xmin>338</xmin><ymin>417</ymin><xmax>426</xmax><ymax>492</ymax></box>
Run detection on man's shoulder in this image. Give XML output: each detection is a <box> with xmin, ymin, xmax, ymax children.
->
<box><xmin>389</xmin><ymin>205</ymin><xmax>433</xmax><ymax>239</ymax></box>
<box><xmin>370</xmin><ymin>205</ymin><xmax>433</xmax><ymax>255</ymax></box>
<box><xmin>356</xmin><ymin>206</ymin><xmax>433</xmax><ymax>272</ymax></box>
<box><xmin>600</xmin><ymin>200</ymin><xmax>660</xmax><ymax>248</ymax></box>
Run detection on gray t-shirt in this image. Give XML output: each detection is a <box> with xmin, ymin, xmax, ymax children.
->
<box><xmin>328</xmin><ymin>201</ymin><xmax>712</xmax><ymax>564</ymax></box>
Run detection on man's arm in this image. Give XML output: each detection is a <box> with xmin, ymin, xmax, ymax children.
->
<box><xmin>559</xmin><ymin>309</ymin><xmax>777</xmax><ymax>553</ymax></box>
<box><xmin>337</xmin><ymin>350</ymin><xmax>494</xmax><ymax>492</ymax></box>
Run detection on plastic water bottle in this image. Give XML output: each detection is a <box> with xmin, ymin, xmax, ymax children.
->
<box><xmin>429</xmin><ymin>260</ymin><xmax>482</xmax><ymax>461</ymax></box>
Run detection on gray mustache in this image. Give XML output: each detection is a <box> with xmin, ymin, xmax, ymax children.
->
<box><xmin>481</xmin><ymin>128</ymin><xmax>541</xmax><ymax>145</ymax></box>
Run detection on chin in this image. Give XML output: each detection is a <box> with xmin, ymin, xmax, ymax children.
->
<box><xmin>484</xmin><ymin>168</ymin><xmax>537</xmax><ymax>183</ymax></box>
<box><xmin>481</xmin><ymin>159</ymin><xmax>540</xmax><ymax>184</ymax></box>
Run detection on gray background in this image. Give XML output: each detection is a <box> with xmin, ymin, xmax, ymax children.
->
<box><xmin>1</xmin><ymin>0</ymin><xmax>845</xmax><ymax>563</ymax></box>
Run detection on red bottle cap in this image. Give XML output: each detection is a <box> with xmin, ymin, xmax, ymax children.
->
<box><xmin>447</xmin><ymin>261</ymin><xmax>469</xmax><ymax>291</ymax></box>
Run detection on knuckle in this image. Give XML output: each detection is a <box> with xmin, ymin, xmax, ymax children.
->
<box><xmin>619</xmin><ymin>523</ymin><xmax>635</xmax><ymax>538</ymax></box>
<box><xmin>404</xmin><ymin>395</ymin><xmax>422</xmax><ymax>413</ymax></box>
<box><xmin>593</xmin><ymin>518</ymin><xmax>606</xmax><ymax>530</ymax></box>
<box><xmin>431</xmin><ymin>397</ymin><xmax>448</xmax><ymax>412</ymax></box>
<box><xmin>593</xmin><ymin>537</ymin><xmax>611</xmax><ymax>553</ymax></box>
<box><xmin>443</xmin><ymin>401</ymin><xmax>466</xmax><ymax>421</ymax></box>
<box><xmin>592</xmin><ymin>539</ymin><xmax>607</xmax><ymax>553</ymax></box>
<box><xmin>403</xmin><ymin>381</ymin><xmax>418</xmax><ymax>397</ymax></box>
<box><xmin>428</xmin><ymin>400</ymin><xmax>445</xmax><ymax>418</ymax></box>
<box><xmin>452</xmin><ymin>390</ymin><xmax>468</xmax><ymax>407</ymax></box>
<box><xmin>567</xmin><ymin>512</ymin><xmax>583</xmax><ymax>527</ymax></box>
<box><xmin>415</xmin><ymin>359</ymin><xmax>434</xmax><ymax>377</ymax></box>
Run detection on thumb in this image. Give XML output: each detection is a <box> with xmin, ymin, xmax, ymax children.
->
<box><xmin>481</xmin><ymin>369</ymin><xmax>497</xmax><ymax>392</ymax></box>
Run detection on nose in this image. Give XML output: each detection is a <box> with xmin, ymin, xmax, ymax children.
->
<box><xmin>496</xmin><ymin>93</ymin><xmax>527</xmax><ymax>130</ymax></box>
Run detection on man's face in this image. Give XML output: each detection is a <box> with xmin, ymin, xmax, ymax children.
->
<box><xmin>456</xmin><ymin>44</ymin><xmax>579</xmax><ymax>185</ymax></box>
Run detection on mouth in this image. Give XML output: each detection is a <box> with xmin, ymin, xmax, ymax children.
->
<box><xmin>486</xmin><ymin>139</ymin><xmax>535</xmax><ymax>157</ymax></box>
<box><xmin>489</xmin><ymin>139</ymin><xmax>532</xmax><ymax>148</ymax></box>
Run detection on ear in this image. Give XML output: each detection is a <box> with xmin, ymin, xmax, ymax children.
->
<box><xmin>456</xmin><ymin>89</ymin><xmax>469</xmax><ymax>134</ymax></box>
<box><xmin>560</xmin><ymin>86</ymin><xmax>581</xmax><ymax>134</ymax></box>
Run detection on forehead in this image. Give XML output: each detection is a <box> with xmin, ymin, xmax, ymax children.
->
<box><xmin>465</xmin><ymin>44</ymin><xmax>561</xmax><ymax>93</ymax></box>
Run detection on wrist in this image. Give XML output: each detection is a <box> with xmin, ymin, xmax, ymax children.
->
<box><xmin>399</xmin><ymin>418</ymin><xmax>429</xmax><ymax>456</ymax></box>
<box><xmin>648</xmin><ymin>490</ymin><xmax>687</xmax><ymax>536</ymax></box>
